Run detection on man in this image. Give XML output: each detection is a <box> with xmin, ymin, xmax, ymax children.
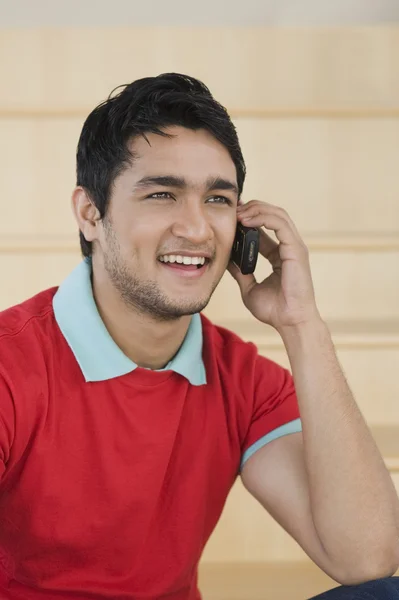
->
<box><xmin>0</xmin><ymin>73</ymin><xmax>398</xmax><ymax>600</ymax></box>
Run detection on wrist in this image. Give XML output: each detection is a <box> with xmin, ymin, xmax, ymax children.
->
<box><xmin>277</xmin><ymin>317</ymin><xmax>329</xmax><ymax>348</ymax></box>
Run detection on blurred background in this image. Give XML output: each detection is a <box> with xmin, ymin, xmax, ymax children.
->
<box><xmin>1</xmin><ymin>1</ymin><xmax>399</xmax><ymax>598</ymax></box>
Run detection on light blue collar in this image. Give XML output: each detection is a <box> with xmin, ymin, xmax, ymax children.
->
<box><xmin>52</xmin><ymin>259</ymin><xmax>207</xmax><ymax>386</ymax></box>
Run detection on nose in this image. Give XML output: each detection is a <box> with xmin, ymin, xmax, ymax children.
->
<box><xmin>171</xmin><ymin>203</ymin><xmax>214</xmax><ymax>246</ymax></box>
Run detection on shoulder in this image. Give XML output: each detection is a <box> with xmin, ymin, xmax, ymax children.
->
<box><xmin>200</xmin><ymin>313</ymin><xmax>288</xmax><ymax>387</ymax></box>
<box><xmin>0</xmin><ymin>286</ymin><xmax>58</xmax><ymax>333</ymax></box>
<box><xmin>200</xmin><ymin>315</ymin><xmax>297</xmax><ymax>449</ymax></box>
<box><xmin>0</xmin><ymin>287</ymin><xmax>59</xmax><ymax>377</ymax></box>
<box><xmin>0</xmin><ymin>288</ymin><xmax>59</xmax><ymax>466</ymax></box>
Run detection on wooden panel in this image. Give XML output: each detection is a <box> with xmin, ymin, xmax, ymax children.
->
<box><xmin>1</xmin><ymin>28</ymin><xmax>399</xmax><ymax>111</ymax></box>
<box><xmin>201</xmin><ymin>478</ymin><xmax>308</xmax><ymax>563</ymax></box>
<box><xmin>199</xmin><ymin>561</ymin><xmax>399</xmax><ymax>600</ymax></box>
<box><xmin>201</xmin><ymin>468</ymin><xmax>399</xmax><ymax>564</ymax></box>
<box><xmin>265</xmin><ymin>332</ymin><xmax>397</xmax><ymax>426</ymax></box>
<box><xmin>237</xmin><ymin>118</ymin><xmax>399</xmax><ymax>234</ymax></box>
<box><xmin>198</xmin><ymin>562</ymin><xmax>337</xmax><ymax>600</ymax></box>
<box><xmin>0</xmin><ymin>253</ymin><xmax>81</xmax><ymax>310</ymax></box>
<box><xmin>1</xmin><ymin>234</ymin><xmax>399</xmax><ymax>253</ymax></box>
<box><xmin>214</xmin><ymin>319</ymin><xmax>399</xmax><ymax>423</ymax></box>
<box><xmin>225</xmin><ymin>318</ymin><xmax>399</xmax><ymax>349</ymax></box>
<box><xmin>372</xmin><ymin>427</ymin><xmax>399</xmax><ymax>472</ymax></box>
<box><xmin>239</xmin><ymin>345</ymin><xmax>399</xmax><ymax>426</ymax></box>
<box><xmin>1</xmin><ymin>118</ymin><xmax>399</xmax><ymax>236</ymax></box>
<box><xmin>0</xmin><ymin>119</ymin><xmax>80</xmax><ymax>236</ymax></box>
<box><xmin>324</xmin><ymin>349</ymin><xmax>399</xmax><ymax>425</ymax></box>
<box><xmin>205</xmin><ymin>252</ymin><xmax>399</xmax><ymax>321</ymax></box>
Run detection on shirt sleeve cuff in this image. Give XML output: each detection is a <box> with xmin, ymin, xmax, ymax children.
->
<box><xmin>240</xmin><ymin>418</ymin><xmax>302</xmax><ymax>471</ymax></box>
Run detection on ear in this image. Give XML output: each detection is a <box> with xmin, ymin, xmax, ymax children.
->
<box><xmin>71</xmin><ymin>187</ymin><xmax>101</xmax><ymax>244</ymax></box>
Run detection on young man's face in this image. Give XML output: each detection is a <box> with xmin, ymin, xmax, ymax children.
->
<box><xmin>95</xmin><ymin>126</ymin><xmax>239</xmax><ymax>321</ymax></box>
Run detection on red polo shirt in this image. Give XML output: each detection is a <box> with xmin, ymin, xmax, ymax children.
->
<box><xmin>0</xmin><ymin>262</ymin><xmax>301</xmax><ymax>599</ymax></box>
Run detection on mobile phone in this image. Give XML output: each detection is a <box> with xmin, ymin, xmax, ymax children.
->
<box><xmin>231</xmin><ymin>222</ymin><xmax>259</xmax><ymax>275</ymax></box>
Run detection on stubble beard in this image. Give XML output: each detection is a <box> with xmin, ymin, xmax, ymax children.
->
<box><xmin>102</xmin><ymin>224</ymin><xmax>223</xmax><ymax>323</ymax></box>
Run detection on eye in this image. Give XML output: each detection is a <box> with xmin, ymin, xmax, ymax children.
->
<box><xmin>207</xmin><ymin>196</ymin><xmax>233</xmax><ymax>206</ymax></box>
<box><xmin>147</xmin><ymin>192</ymin><xmax>174</xmax><ymax>199</ymax></box>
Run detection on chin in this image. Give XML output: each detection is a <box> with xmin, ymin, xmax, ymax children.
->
<box><xmin>172</xmin><ymin>298</ymin><xmax>210</xmax><ymax>317</ymax></box>
<box><xmin>153</xmin><ymin>295</ymin><xmax>211</xmax><ymax>321</ymax></box>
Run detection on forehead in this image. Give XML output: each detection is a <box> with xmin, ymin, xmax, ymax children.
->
<box><xmin>128</xmin><ymin>126</ymin><xmax>237</xmax><ymax>184</ymax></box>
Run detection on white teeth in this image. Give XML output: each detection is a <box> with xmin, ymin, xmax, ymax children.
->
<box><xmin>160</xmin><ymin>255</ymin><xmax>206</xmax><ymax>265</ymax></box>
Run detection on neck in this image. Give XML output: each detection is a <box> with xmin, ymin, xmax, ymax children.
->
<box><xmin>91</xmin><ymin>268</ymin><xmax>191</xmax><ymax>371</ymax></box>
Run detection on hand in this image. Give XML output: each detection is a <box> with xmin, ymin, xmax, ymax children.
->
<box><xmin>227</xmin><ymin>200</ymin><xmax>322</xmax><ymax>333</ymax></box>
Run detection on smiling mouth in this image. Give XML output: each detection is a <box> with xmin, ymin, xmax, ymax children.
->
<box><xmin>158</xmin><ymin>257</ymin><xmax>210</xmax><ymax>269</ymax></box>
<box><xmin>157</xmin><ymin>257</ymin><xmax>211</xmax><ymax>278</ymax></box>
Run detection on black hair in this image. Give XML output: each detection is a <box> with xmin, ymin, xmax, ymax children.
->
<box><xmin>76</xmin><ymin>72</ymin><xmax>246</xmax><ymax>257</ymax></box>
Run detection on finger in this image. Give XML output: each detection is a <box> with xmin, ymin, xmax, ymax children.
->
<box><xmin>238</xmin><ymin>201</ymin><xmax>304</xmax><ymax>244</ymax></box>
<box><xmin>258</xmin><ymin>228</ymin><xmax>282</xmax><ymax>270</ymax></box>
<box><xmin>239</xmin><ymin>210</ymin><xmax>297</xmax><ymax>248</ymax></box>
<box><xmin>227</xmin><ymin>260</ymin><xmax>257</xmax><ymax>299</ymax></box>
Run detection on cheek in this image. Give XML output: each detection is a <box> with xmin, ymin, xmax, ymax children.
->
<box><xmin>119</xmin><ymin>219</ymin><xmax>162</xmax><ymax>254</ymax></box>
<box><xmin>213</xmin><ymin>212</ymin><xmax>237</xmax><ymax>251</ymax></box>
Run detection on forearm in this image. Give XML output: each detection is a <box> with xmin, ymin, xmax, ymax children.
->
<box><xmin>279</xmin><ymin>318</ymin><xmax>399</xmax><ymax>576</ymax></box>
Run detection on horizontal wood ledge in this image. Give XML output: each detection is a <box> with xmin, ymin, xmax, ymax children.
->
<box><xmin>198</xmin><ymin>560</ymin><xmax>336</xmax><ymax>599</ymax></box>
<box><xmin>218</xmin><ymin>318</ymin><xmax>399</xmax><ymax>349</ymax></box>
<box><xmin>197</xmin><ymin>560</ymin><xmax>399</xmax><ymax>599</ymax></box>
<box><xmin>1</xmin><ymin>235</ymin><xmax>398</xmax><ymax>253</ymax></box>
<box><xmin>1</xmin><ymin>107</ymin><xmax>399</xmax><ymax>119</ymax></box>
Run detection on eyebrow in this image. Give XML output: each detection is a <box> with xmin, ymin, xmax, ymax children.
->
<box><xmin>133</xmin><ymin>175</ymin><xmax>239</xmax><ymax>197</ymax></box>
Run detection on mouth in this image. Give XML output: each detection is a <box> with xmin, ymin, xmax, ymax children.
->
<box><xmin>157</xmin><ymin>256</ymin><xmax>211</xmax><ymax>279</ymax></box>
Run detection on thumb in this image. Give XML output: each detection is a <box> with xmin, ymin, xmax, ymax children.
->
<box><xmin>227</xmin><ymin>260</ymin><xmax>257</xmax><ymax>300</ymax></box>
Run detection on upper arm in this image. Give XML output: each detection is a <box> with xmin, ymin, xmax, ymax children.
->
<box><xmin>238</xmin><ymin>352</ymin><xmax>340</xmax><ymax>579</ymax></box>
<box><xmin>241</xmin><ymin>431</ymin><xmax>340</xmax><ymax>581</ymax></box>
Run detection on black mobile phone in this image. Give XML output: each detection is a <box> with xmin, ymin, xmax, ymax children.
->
<box><xmin>231</xmin><ymin>223</ymin><xmax>259</xmax><ymax>275</ymax></box>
